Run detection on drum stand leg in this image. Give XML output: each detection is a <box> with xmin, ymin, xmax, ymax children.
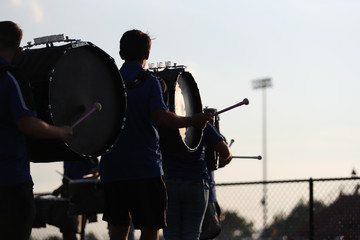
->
<box><xmin>80</xmin><ymin>214</ymin><xmax>86</xmax><ymax>240</ymax></box>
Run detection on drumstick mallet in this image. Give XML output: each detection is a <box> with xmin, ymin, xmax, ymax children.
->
<box><xmin>233</xmin><ymin>155</ymin><xmax>262</xmax><ymax>160</ymax></box>
<box><xmin>213</xmin><ymin>98</ymin><xmax>249</xmax><ymax>116</ymax></box>
<box><xmin>72</xmin><ymin>102</ymin><xmax>102</xmax><ymax>128</ymax></box>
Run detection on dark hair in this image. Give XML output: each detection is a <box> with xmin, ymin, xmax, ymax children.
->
<box><xmin>0</xmin><ymin>21</ymin><xmax>23</xmax><ymax>51</ymax></box>
<box><xmin>120</xmin><ymin>29</ymin><xmax>151</xmax><ymax>61</ymax></box>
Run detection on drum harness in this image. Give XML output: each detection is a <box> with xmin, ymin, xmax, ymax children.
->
<box><xmin>125</xmin><ymin>69</ymin><xmax>168</xmax><ymax>104</ymax></box>
<box><xmin>124</xmin><ymin>70</ymin><xmax>150</xmax><ymax>89</ymax></box>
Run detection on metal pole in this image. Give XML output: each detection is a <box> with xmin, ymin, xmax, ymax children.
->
<box><xmin>262</xmin><ymin>86</ymin><xmax>268</xmax><ymax>230</ymax></box>
<box><xmin>252</xmin><ymin>78</ymin><xmax>271</xmax><ymax>234</ymax></box>
<box><xmin>309</xmin><ymin>178</ymin><xmax>314</xmax><ymax>240</ymax></box>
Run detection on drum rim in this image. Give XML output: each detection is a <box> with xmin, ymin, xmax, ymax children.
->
<box><xmin>177</xmin><ymin>71</ymin><xmax>204</xmax><ymax>151</ymax></box>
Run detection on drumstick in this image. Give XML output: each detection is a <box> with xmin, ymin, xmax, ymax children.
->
<box><xmin>232</xmin><ymin>155</ymin><xmax>262</xmax><ymax>160</ymax></box>
<box><xmin>56</xmin><ymin>170</ymin><xmax>72</xmax><ymax>181</ymax></box>
<box><xmin>72</xmin><ymin>102</ymin><xmax>102</xmax><ymax>128</ymax></box>
<box><xmin>213</xmin><ymin>98</ymin><xmax>249</xmax><ymax>116</ymax></box>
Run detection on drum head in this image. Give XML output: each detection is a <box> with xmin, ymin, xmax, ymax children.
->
<box><xmin>49</xmin><ymin>43</ymin><xmax>126</xmax><ymax>157</ymax></box>
<box><xmin>175</xmin><ymin>72</ymin><xmax>203</xmax><ymax>151</ymax></box>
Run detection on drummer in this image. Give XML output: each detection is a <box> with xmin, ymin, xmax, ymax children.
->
<box><xmin>0</xmin><ymin>21</ymin><xmax>72</xmax><ymax>240</ymax></box>
<box><xmin>99</xmin><ymin>29</ymin><xmax>212</xmax><ymax>240</ymax></box>
<box><xmin>162</xmin><ymin>122</ymin><xmax>232</xmax><ymax>240</ymax></box>
<box><xmin>52</xmin><ymin>158</ymin><xmax>99</xmax><ymax>240</ymax></box>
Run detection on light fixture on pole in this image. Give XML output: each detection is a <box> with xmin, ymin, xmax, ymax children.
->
<box><xmin>252</xmin><ymin>77</ymin><xmax>272</xmax><ymax>231</ymax></box>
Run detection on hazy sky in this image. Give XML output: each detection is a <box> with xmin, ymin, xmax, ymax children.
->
<box><xmin>2</xmin><ymin>0</ymin><xmax>360</xmax><ymax>192</ymax></box>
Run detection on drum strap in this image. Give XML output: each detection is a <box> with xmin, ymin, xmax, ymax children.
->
<box><xmin>124</xmin><ymin>69</ymin><xmax>169</xmax><ymax>106</ymax></box>
<box><xmin>125</xmin><ymin>70</ymin><xmax>150</xmax><ymax>89</ymax></box>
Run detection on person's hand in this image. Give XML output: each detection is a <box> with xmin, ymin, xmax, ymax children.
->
<box><xmin>58</xmin><ymin>126</ymin><xmax>73</xmax><ymax>141</ymax></box>
<box><xmin>191</xmin><ymin>113</ymin><xmax>213</xmax><ymax>129</ymax></box>
<box><xmin>51</xmin><ymin>185</ymin><xmax>63</xmax><ymax>196</ymax></box>
<box><xmin>218</xmin><ymin>156</ymin><xmax>232</xmax><ymax>168</ymax></box>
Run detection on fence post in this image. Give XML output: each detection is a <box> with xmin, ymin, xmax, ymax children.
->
<box><xmin>309</xmin><ymin>178</ymin><xmax>314</xmax><ymax>240</ymax></box>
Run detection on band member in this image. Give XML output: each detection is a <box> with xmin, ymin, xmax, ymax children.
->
<box><xmin>52</xmin><ymin>158</ymin><xmax>99</xmax><ymax>240</ymax></box>
<box><xmin>99</xmin><ymin>29</ymin><xmax>212</xmax><ymax>240</ymax></box>
<box><xmin>0</xmin><ymin>21</ymin><xmax>72</xmax><ymax>240</ymax></box>
<box><xmin>162</xmin><ymin>123</ymin><xmax>232</xmax><ymax>240</ymax></box>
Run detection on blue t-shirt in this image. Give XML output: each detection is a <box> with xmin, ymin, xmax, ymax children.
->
<box><xmin>0</xmin><ymin>57</ymin><xmax>37</xmax><ymax>186</ymax></box>
<box><xmin>162</xmin><ymin>123</ymin><xmax>224</xmax><ymax>181</ymax></box>
<box><xmin>99</xmin><ymin>62</ymin><xmax>168</xmax><ymax>182</ymax></box>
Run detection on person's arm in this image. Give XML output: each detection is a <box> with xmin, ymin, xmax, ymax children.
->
<box><xmin>215</xmin><ymin>140</ymin><xmax>233</xmax><ymax>168</ymax></box>
<box><xmin>152</xmin><ymin>108</ymin><xmax>212</xmax><ymax>129</ymax></box>
<box><xmin>17</xmin><ymin>116</ymin><xmax>72</xmax><ymax>141</ymax></box>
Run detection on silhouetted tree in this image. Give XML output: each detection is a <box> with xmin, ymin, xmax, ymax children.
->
<box><xmin>261</xmin><ymin>199</ymin><xmax>326</xmax><ymax>239</ymax></box>
<box><xmin>217</xmin><ymin>210</ymin><xmax>255</xmax><ymax>240</ymax></box>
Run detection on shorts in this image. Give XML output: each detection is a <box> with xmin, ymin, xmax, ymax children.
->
<box><xmin>102</xmin><ymin>176</ymin><xmax>167</xmax><ymax>229</ymax></box>
<box><xmin>0</xmin><ymin>181</ymin><xmax>35</xmax><ymax>240</ymax></box>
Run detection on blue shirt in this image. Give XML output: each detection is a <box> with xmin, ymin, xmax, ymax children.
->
<box><xmin>0</xmin><ymin>57</ymin><xmax>37</xmax><ymax>186</ymax></box>
<box><xmin>162</xmin><ymin>123</ymin><xmax>224</xmax><ymax>181</ymax></box>
<box><xmin>99</xmin><ymin>62</ymin><xmax>168</xmax><ymax>182</ymax></box>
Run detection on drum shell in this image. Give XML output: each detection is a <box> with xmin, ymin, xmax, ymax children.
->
<box><xmin>152</xmin><ymin>68</ymin><xmax>203</xmax><ymax>153</ymax></box>
<box><xmin>12</xmin><ymin>42</ymin><xmax>126</xmax><ymax>162</ymax></box>
<box><xmin>68</xmin><ymin>179</ymin><xmax>104</xmax><ymax>215</ymax></box>
<box><xmin>204</xmin><ymin>108</ymin><xmax>220</xmax><ymax>171</ymax></box>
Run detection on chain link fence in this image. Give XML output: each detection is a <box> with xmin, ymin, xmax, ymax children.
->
<box><xmin>30</xmin><ymin>177</ymin><xmax>360</xmax><ymax>240</ymax></box>
<box><xmin>215</xmin><ymin>177</ymin><xmax>360</xmax><ymax>240</ymax></box>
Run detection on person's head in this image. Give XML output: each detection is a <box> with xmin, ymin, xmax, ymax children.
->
<box><xmin>0</xmin><ymin>21</ymin><xmax>23</xmax><ymax>61</ymax></box>
<box><xmin>119</xmin><ymin>29</ymin><xmax>151</xmax><ymax>64</ymax></box>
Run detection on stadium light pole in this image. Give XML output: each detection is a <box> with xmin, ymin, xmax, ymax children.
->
<box><xmin>252</xmin><ymin>78</ymin><xmax>272</xmax><ymax>232</ymax></box>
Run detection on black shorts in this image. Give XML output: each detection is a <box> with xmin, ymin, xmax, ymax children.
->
<box><xmin>0</xmin><ymin>181</ymin><xmax>35</xmax><ymax>240</ymax></box>
<box><xmin>102</xmin><ymin>176</ymin><xmax>167</xmax><ymax>229</ymax></box>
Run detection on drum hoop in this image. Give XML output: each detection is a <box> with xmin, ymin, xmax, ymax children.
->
<box><xmin>178</xmin><ymin>71</ymin><xmax>203</xmax><ymax>152</ymax></box>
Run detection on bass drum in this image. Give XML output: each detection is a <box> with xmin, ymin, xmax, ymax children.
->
<box><xmin>12</xmin><ymin>41</ymin><xmax>126</xmax><ymax>162</ymax></box>
<box><xmin>152</xmin><ymin>68</ymin><xmax>203</xmax><ymax>152</ymax></box>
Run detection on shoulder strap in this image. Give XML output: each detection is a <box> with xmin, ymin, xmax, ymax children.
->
<box><xmin>124</xmin><ymin>69</ymin><xmax>169</xmax><ymax>106</ymax></box>
<box><xmin>125</xmin><ymin>70</ymin><xmax>150</xmax><ymax>89</ymax></box>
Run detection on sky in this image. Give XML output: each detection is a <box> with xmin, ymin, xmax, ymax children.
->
<box><xmin>2</xmin><ymin>0</ymin><xmax>360</xmax><ymax>192</ymax></box>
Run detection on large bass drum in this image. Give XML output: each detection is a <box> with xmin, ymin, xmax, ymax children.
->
<box><xmin>12</xmin><ymin>41</ymin><xmax>126</xmax><ymax>162</ymax></box>
<box><xmin>152</xmin><ymin>67</ymin><xmax>203</xmax><ymax>153</ymax></box>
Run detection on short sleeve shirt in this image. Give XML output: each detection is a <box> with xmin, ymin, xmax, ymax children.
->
<box><xmin>0</xmin><ymin>57</ymin><xmax>36</xmax><ymax>186</ymax></box>
<box><xmin>100</xmin><ymin>62</ymin><xmax>168</xmax><ymax>182</ymax></box>
<box><xmin>162</xmin><ymin>123</ymin><xmax>224</xmax><ymax>180</ymax></box>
